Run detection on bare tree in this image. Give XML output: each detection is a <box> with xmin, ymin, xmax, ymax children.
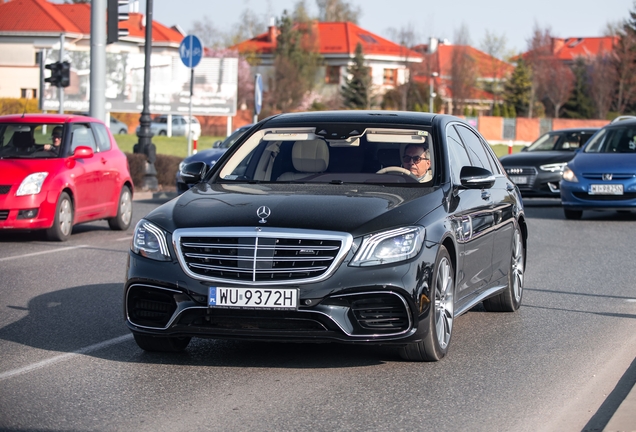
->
<box><xmin>538</xmin><ymin>58</ymin><xmax>574</xmax><ymax>118</ymax></box>
<box><xmin>525</xmin><ymin>23</ymin><xmax>553</xmax><ymax>117</ymax></box>
<box><xmin>189</xmin><ymin>16</ymin><xmax>224</xmax><ymax>49</ymax></box>
<box><xmin>387</xmin><ymin>23</ymin><xmax>419</xmax><ymax>111</ymax></box>
<box><xmin>449</xmin><ymin>24</ymin><xmax>476</xmax><ymax>115</ymax></box>
<box><xmin>613</xmin><ymin>18</ymin><xmax>636</xmax><ymax>114</ymax></box>
<box><xmin>316</xmin><ymin>0</ymin><xmax>361</xmax><ymax>23</ymax></box>
<box><xmin>480</xmin><ymin>30</ymin><xmax>509</xmax><ymax>109</ymax></box>
<box><xmin>588</xmin><ymin>52</ymin><xmax>617</xmax><ymax>118</ymax></box>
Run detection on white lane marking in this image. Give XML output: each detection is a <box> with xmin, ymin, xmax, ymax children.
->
<box><xmin>0</xmin><ymin>334</ymin><xmax>133</xmax><ymax>381</ymax></box>
<box><xmin>0</xmin><ymin>245</ymin><xmax>89</xmax><ymax>262</ymax></box>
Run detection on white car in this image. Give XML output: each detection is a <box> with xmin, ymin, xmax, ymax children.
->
<box><xmin>135</xmin><ymin>115</ymin><xmax>201</xmax><ymax>138</ymax></box>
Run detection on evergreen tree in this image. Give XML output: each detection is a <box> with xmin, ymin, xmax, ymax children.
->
<box><xmin>562</xmin><ymin>57</ymin><xmax>594</xmax><ymax>119</ymax></box>
<box><xmin>503</xmin><ymin>59</ymin><xmax>532</xmax><ymax>117</ymax></box>
<box><xmin>341</xmin><ymin>43</ymin><xmax>372</xmax><ymax>109</ymax></box>
<box><xmin>493</xmin><ymin>103</ymin><xmax>501</xmax><ymax>117</ymax></box>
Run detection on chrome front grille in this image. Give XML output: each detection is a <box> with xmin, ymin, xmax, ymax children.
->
<box><xmin>582</xmin><ymin>173</ymin><xmax>635</xmax><ymax>180</ymax></box>
<box><xmin>173</xmin><ymin>227</ymin><xmax>352</xmax><ymax>285</ymax></box>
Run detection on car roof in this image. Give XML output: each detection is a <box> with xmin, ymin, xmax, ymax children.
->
<box><xmin>546</xmin><ymin>127</ymin><xmax>600</xmax><ymax>134</ymax></box>
<box><xmin>605</xmin><ymin>117</ymin><xmax>636</xmax><ymax>128</ymax></box>
<box><xmin>0</xmin><ymin>113</ymin><xmax>103</xmax><ymax>124</ymax></box>
<box><xmin>261</xmin><ymin>110</ymin><xmax>439</xmax><ymax>128</ymax></box>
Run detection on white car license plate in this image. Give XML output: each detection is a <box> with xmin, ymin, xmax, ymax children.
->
<box><xmin>209</xmin><ymin>287</ymin><xmax>298</xmax><ymax>309</ymax></box>
<box><xmin>510</xmin><ymin>175</ymin><xmax>528</xmax><ymax>185</ymax></box>
<box><xmin>589</xmin><ymin>184</ymin><xmax>624</xmax><ymax>195</ymax></box>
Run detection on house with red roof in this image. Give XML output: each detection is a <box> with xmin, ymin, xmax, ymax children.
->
<box><xmin>516</xmin><ymin>36</ymin><xmax>619</xmax><ymax>64</ymax></box>
<box><xmin>232</xmin><ymin>21</ymin><xmax>423</xmax><ymax>105</ymax></box>
<box><xmin>0</xmin><ymin>0</ymin><xmax>184</xmax><ymax>99</ymax></box>
<box><xmin>412</xmin><ymin>38</ymin><xmax>514</xmax><ymax>115</ymax></box>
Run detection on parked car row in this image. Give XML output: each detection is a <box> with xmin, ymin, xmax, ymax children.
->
<box><xmin>135</xmin><ymin>114</ymin><xmax>201</xmax><ymax>138</ymax></box>
<box><xmin>500</xmin><ymin>116</ymin><xmax>636</xmax><ymax>219</ymax></box>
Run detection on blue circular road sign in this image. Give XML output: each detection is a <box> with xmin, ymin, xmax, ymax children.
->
<box><xmin>179</xmin><ymin>35</ymin><xmax>203</xmax><ymax>68</ymax></box>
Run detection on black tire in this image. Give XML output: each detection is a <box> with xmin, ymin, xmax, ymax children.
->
<box><xmin>108</xmin><ymin>186</ymin><xmax>133</xmax><ymax>231</ymax></box>
<box><xmin>133</xmin><ymin>333</ymin><xmax>191</xmax><ymax>352</ymax></box>
<box><xmin>46</xmin><ymin>192</ymin><xmax>73</xmax><ymax>241</ymax></box>
<box><xmin>399</xmin><ymin>246</ymin><xmax>454</xmax><ymax>362</ymax></box>
<box><xmin>564</xmin><ymin>208</ymin><xmax>583</xmax><ymax>220</ymax></box>
<box><xmin>158</xmin><ymin>130</ymin><xmax>167</xmax><ymax>136</ymax></box>
<box><xmin>483</xmin><ymin>226</ymin><xmax>525</xmax><ymax>312</ymax></box>
<box><xmin>118</xmin><ymin>128</ymin><xmax>127</xmax><ymax>135</ymax></box>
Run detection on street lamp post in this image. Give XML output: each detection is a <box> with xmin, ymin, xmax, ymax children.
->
<box><xmin>429</xmin><ymin>72</ymin><xmax>438</xmax><ymax>113</ymax></box>
<box><xmin>135</xmin><ymin>0</ymin><xmax>158</xmax><ymax>191</ymax></box>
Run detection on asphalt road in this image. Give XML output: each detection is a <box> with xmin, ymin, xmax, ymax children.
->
<box><xmin>1</xmin><ymin>197</ymin><xmax>635</xmax><ymax>432</ymax></box>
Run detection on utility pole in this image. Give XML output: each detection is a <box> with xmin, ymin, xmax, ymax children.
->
<box><xmin>90</xmin><ymin>0</ymin><xmax>106</xmax><ymax>122</ymax></box>
<box><xmin>58</xmin><ymin>34</ymin><xmax>65</xmax><ymax>114</ymax></box>
<box><xmin>135</xmin><ymin>0</ymin><xmax>158</xmax><ymax>190</ymax></box>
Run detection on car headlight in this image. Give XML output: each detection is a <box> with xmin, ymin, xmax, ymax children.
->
<box><xmin>562</xmin><ymin>166</ymin><xmax>578</xmax><ymax>182</ymax></box>
<box><xmin>131</xmin><ymin>219</ymin><xmax>171</xmax><ymax>261</ymax></box>
<box><xmin>350</xmin><ymin>226</ymin><xmax>425</xmax><ymax>267</ymax></box>
<box><xmin>16</xmin><ymin>172</ymin><xmax>48</xmax><ymax>196</ymax></box>
<box><xmin>540</xmin><ymin>162</ymin><xmax>567</xmax><ymax>173</ymax></box>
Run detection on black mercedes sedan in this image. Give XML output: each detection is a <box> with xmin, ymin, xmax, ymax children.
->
<box><xmin>125</xmin><ymin>111</ymin><xmax>528</xmax><ymax>362</ymax></box>
<box><xmin>499</xmin><ymin>128</ymin><xmax>599</xmax><ymax>198</ymax></box>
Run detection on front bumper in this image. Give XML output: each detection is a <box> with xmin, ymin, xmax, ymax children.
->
<box><xmin>124</xmin><ymin>246</ymin><xmax>435</xmax><ymax>345</ymax></box>
<box><xmin>506</xmin><ymin>167</ymin><xmax>563</xmax><ymax>198</ymax></box>
<box><xmin>0</xmin><ymin>188</ymin><xmax>57</xmax><ymax>230</ymax></box>
<box><xmin>561</xmin><ymin>180</ymin><xmax>636</xmax><ymax>210</ymax></box>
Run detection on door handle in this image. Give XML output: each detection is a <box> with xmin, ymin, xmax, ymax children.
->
<box><xmin>481</xmin><ymin>190</ymin><xmax>491</xmax><ymax>201</ymax></box>
<box><xmin>506</xmin><ymin>183</ymin><xmax>515</xmax><ymax>192</ymax></box>
<box><xmin>101</xmin><ymin>157</ymin><xmax>107</xmax><ymax>164</ymax></box>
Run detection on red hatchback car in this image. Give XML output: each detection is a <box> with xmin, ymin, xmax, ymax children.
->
<box><xmin>0</xmin><ymin>114</ymin><xmax>134</xmax><ymax>241</ymax></box>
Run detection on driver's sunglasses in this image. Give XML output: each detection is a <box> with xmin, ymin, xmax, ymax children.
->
<box><xmin>402</xmin><ymin>155</ymin><xmax>428</xmax><ymax>164</ymax></box>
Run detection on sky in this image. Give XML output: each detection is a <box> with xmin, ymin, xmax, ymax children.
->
<box><xmin>127</xmin><ymin>0</ymin><xmax>634</xmax><ymax>54</ymax></box>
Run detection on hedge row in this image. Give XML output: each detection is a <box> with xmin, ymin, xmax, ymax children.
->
<box><xmin>125</xmin><ymin>152</ymin><xmax>182</xmax><ymax>190</ymax></box>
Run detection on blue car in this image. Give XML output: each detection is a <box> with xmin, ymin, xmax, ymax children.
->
<box><xmin>176</xmin><ymin>124</ymin><xmax>253</xmax><ymax>193</ymax></box>
<box><xmin>560</xmin><ymin>116</ymin><xmax>636</xmax><ymax>219</ymax></box>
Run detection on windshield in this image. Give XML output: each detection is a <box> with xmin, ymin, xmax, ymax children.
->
<box><xmin>0</xmin><ymin>123</ymin><xmax>65</xmax><ymax>159</ymax></box>
<box><xmin>214</xmin><ymin>125</ymin><xmax>434</xmax><ymax>185</ymax></box>
<box><xmin>585</xmin><ymin>126</ymin><xmax>636</xmax><ymax>153</ymax></box>
<box><xmin>526</xmin><ymin>131</ymin><xmax>592</xmax><ymax>151</ymax></box>
<box><xmin>219</xmin><ymin>127</ymin><xmax>250</xmax><ymax>149</ymax></box>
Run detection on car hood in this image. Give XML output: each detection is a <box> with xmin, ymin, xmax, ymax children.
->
<box><xmin>499</xmin><ymin>151</ymin><xmax>576</xmax><ymax>166</ymax></box>
<box><xmin>568</xmin><ymin>152</ymin><xmax>636</xmax><ymax>173</ymax></box>
<box><xmin>183</xmin><ymin>148</ymin><xmax>228</xmax><ymax>165</ymax></box>
<box><xmin>146</xmin><ymin>183</ymin><xmax>443</xmax><ymax>236</ymax></box>
<box><xmin>0</xmin><ymin>158</ymin><xmax>63</xmax><ymax>182</ymax></box>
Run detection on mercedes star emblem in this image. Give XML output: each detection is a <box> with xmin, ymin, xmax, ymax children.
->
<box><xmin>257</xmin><ymin>206</ymin><xmax>271</xmax><ymax>224</ymax></box>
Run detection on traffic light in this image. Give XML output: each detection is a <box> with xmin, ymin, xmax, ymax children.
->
<box><xmin>44</xmin><ymin>61</ymin><xmax>71</xmax><ymax>88</ymax></box>
<box><xmin>45</xmin><ymin>62</ymin><xmax>61</xmax><ymax>87</ymax></box>
<box><xmin>59</xmin><ymin>61</ymin><xmax>70</xmax><ymax>88</ymax></box>
<box><xmin>107</xmin><ymin>0</ymin><xmax>130</xmax><ymax>45</ymax></box>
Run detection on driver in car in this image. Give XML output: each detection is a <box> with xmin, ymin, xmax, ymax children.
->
<box><xmin>402</xmin><ymin>143</ymin><xmax>432</xmax><ymax>182</ymax></box>
<box><xmin>43</xmin><ymin>126</ymin><xmax>63</xmax><ymax>155</ymax></box>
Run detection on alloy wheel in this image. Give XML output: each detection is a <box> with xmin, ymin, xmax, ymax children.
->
<box><xmin>435</xmin><ymin>256</ymin><xmax>454</xmax><ymax>350</ymax></box>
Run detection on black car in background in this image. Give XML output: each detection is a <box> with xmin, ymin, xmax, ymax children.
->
<box><xmin>499</xmin><ymin>128</ymin><xmax>599</xmax><ymax>197</ymax></box>
<box><xmin>175</xmin><ymin>124</ymin><xmax>253</xmax><ymax>193</ymax></box>
<box><xmin>125</xmin><ymin>111</ymin><xmax>527</xmax><ymax>362</ymax></box>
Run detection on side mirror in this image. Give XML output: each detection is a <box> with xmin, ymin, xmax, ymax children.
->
<box><xmin>212</xmin><ymin>140</ymin><xmax>223</xmax><ymax>148</ymax></box>
<box><xmin>460</xmin><ymin>166</ymin><xmax>495</xmax><ymax>189</ymax></box>
<box><xmin>520</xmin><ymin>146</ymin><xmax>528</xmax><ymax>152</ymax></box>
<box><xmin>72</xmin><ymin>146</ymin><xmax>94</xmax><ymax>159</ymax></box>
<box><xmin>180</xmin><ymin>161</ymin><xmax>208</xmax><ymax>185</ymax></box>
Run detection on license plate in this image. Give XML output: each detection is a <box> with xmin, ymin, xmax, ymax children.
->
<box><xmin>589</xmin><ymin>184</ymin><xmax>624</xmax><ymax>195</ymax></box>
<box><xmin>510</xmin><ymin>175</ymin><xmax>529</xmax><ymax>185</ymax></box>
<box><xmin>209</xmin><ymin>287</ymin><xmax>298</xmax><ymax>309</ymax></box>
